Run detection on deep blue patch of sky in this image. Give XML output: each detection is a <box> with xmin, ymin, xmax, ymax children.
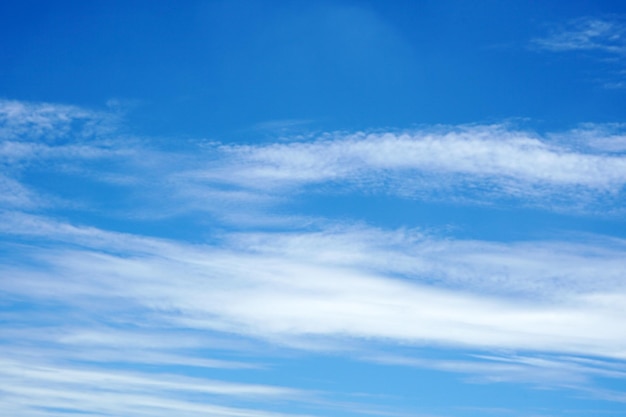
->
<box><xmin>2</xmin><ymin>0</ymin><xmax>626</xmax><ymax>138</ymax></box>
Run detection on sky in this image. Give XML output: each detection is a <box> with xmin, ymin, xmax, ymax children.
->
<box><xmin>1</xmin><ymin>1</ymin><xmax>626</xmax><ymax>416</ymax></box>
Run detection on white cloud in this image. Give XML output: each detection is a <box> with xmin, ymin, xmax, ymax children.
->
<box><xmin>0</xmin><ymin>359</ymin><xmax>298</xmax><ymax>398</ymax></box>
<box><xmin>533</xmin><ymin>17</ymin><xmax>626</xmax><ymax>55</ymax></box>
<box><xmin>178</xmin><ymin>125</ymin><xmax>626</xmax><ymax>213</ymax></box>
<box><xmin>363</xmin><ymin>352</ymin><xmax>626</xmax><ymax>404</ymax></box>
<box><xmin>0</xmin><ymin>99</ymin><xmax>117</xmax><ymax>142</ymax></box>
<box><xmin>0</xmin><ymin>174</ymin><xmax>42</xmax><ymax>208</ymax></box>
<box><xmin>551</xmin><ymin>123</ymin><xmax>626</xmax><ymax>152</ymax></box>
<box><xmin>0</xmin><ymin>324</ymin><xmax>261</xmax><ymax>370</ymax></box>
<box><xmin>4</xmin><ymin>99</ymin><xmax>626</xmax><ymax>216</ymax></box>
<box><xmin>0</xmin><ymin>359</ymin><xmax>313</xmax><ymax>417</ymax></box>
<box><xmin>2</xmin><ymin>213</ymin><xmax>626</xmax><ymax>361</ymax></box>
<box><xmin>532</xmin><ymin>18</ymin><xmax>626</xmax><ymax>89</ymax></box>
<box><xmin>3</xmin><ymin>98</ymin><xmax>626</xmax><ymax>413</ymax></box>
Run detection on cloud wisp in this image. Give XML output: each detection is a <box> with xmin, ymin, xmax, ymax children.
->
<box><xmin>532</xmin><ymin>17</ymin><xmax>626</xmax><ymax>89</ymax></box>
<box><xmin>3</xmin><ymin>100</ymin><xmax>626</xmax><ymax>217</ymax></box>
<box><xmin>177</xmin><ymin>124</ymin><xmax>626</xmax><ymax>214</ymax></box>
<box><xmin>0</xmin><ymin>359</ymin><xmax>314</xmax><ymax>417</ymax></box>
<box><xmin>2</xmin><ymin>99</ymin><xmax>626</xmax><ymax>414</ymax></box>
<box><xmin>533</xmin><ymin>17</ymin><xmax>626</xmax><ymax>56</ymax></box>
<box><xmin>0</xmin><ymin>98</ymin><xmax>119</xmax><ymax>143</ymax></box>
<box><xmin>3</xmin><ymin>212</ymin><xmax>626</xmax><ymax>359</ymax></box>
<box><xmin>2</xmin><ymin>211</ymin><xmax>626</xmax><ymax>412</ymax></box>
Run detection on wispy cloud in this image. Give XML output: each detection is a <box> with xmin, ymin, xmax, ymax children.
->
<box><xmin>364</xmin><ymin>352</ymin><xmax>626</xmax><ymax>399</ymax></box>
<box><xmin>2</xmin><ymin>99</ymin><xmax>626</xmax><ymax>414</ymax></box>
<box><xmin>551</xmin><ymin>123</ymin><xmax>626</xmax><ymax>152</ymax></box>
<box><xmin>0</xmin><ymin>358</ymin><xmax>314</xmax><ymax>417</ymax></box>
<box><xmin>183</xmin><ymin>125</ymin><xmax>626</xmax><ymax>214</ymax></box>
<box><xmin>0</xmin><ymin>99</ymin><xmax>119</xmax><ymax>142</ymax></box>
<box><xmin>2</xmin><ymin>211</ymin><xmax>626</xmax><ymax>412</ymax></box>
<box><xmin>532</xmin><ymin>17</ymin><xmax>626</xmax><ymax>88</ymax></box>
<box><xmin>533</xmin><ymin>17</ymin><xmax>626</xmax><ymax>56</ymax></box>
<box><xmin>3</xmin><ymin>212</ymin><xmax>626</xmax><ymax>359</ymax></box>
<box><xmin>4</xmin><ymin>100</ymin><xmax>626</xmax><ymax>216</ymax></box>
<box><xmin>216</xmin><ymin>126</ymin><xmax>626</xmax><ymax>188</ymax></box>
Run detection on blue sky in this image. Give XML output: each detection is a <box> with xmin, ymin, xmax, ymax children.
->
<box><xmin>2</xmin><ymin>1</ymin><xmax>626</xmax><ymax>416</ymax></box>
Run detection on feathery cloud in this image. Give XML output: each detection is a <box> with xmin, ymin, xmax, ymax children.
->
<box><xmin>533</xmin><ymin>17</ymin><xmax>626</xmax><ymax>55</ymax></box>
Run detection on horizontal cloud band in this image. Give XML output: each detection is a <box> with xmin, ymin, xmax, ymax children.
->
<box><xmin>2</xmin><ymin>213</ymin><xmax>626</xmax><ymax>360</ymax></box>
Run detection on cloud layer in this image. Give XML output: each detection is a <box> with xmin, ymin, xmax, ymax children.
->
<box><xmin>3</xmin><ymin>212</ymin><xmax>626</xmax><ymax>358</ymax></box>
<box><xmin>4</xmin><ymin>99</ymin><xmax>626</xmax><ymax>216</ymax></box>
<box><xmin>2</xmin><ymin>99</ymin><xmax>626</xmax><ymax>415</ymax></box>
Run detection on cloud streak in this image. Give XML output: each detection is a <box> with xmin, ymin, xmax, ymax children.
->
<box><xmin>3</xmin><ymin>212</ymin><xmax>626</xmax><ymax>359</ymax></box>
<box><xmin>0</xmin><ymin>98</ymin><xmax>118</xmax><ymax>142</ymax></box>
<box><xmin>183</xmin><ymin>125</ymin><xmax>626</xmax><ymax>212</ymax></box>
<box><xmin>533</xmin><ymin>17</ymin><xmax>626</xmax><ymax>56</ymax></box>
<box><xmin>2</xmin><ymin>99</ymin><xmax>626</xmax><ymax>414</ymax></box>
<box><xmin>3</xmin><ymin>100</ymin><xmax>626</xmax><ymax>216</ymax></box>
<box><xmin>0</xmin><ymin>359</ymin><xmax>314</xmax><ymax>417</ymax></box>
<box><xmin>532</xmin><ymin>17</ymin><xmax>626</xmax><ymax>89</ymax></box>
<box><xmin>2</xmin><ymin>211</ymin><xmax>626</xmax><ymax>412</ymax></box>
